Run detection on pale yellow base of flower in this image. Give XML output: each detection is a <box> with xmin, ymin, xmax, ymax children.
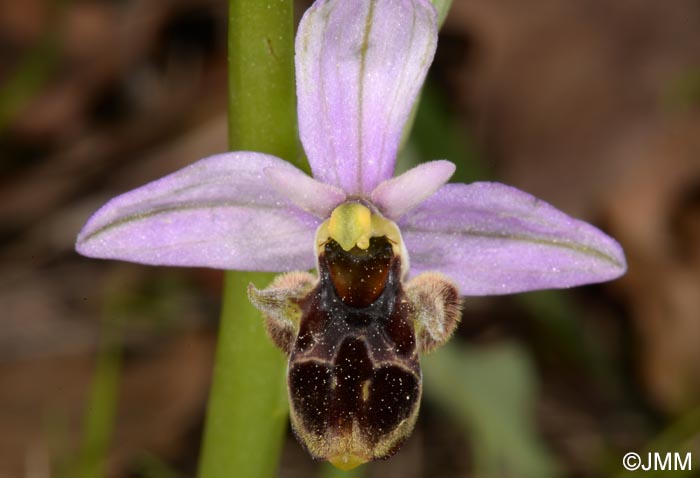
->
<box><xmin>316</xmin><ymin>201</ymin><xmax>410</xmax><ymax>275</ymax></box>
<box><xmin>329</xmin><ymin>452</ymin><xmax>367</xmax><ymax>471</ymax></box>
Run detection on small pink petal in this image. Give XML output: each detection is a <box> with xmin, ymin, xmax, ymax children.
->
<box><xmin>371</xmin><ymin>160</ymin><xmax>455</xmax><ymax>219</ymax></box>
<box><xmin>76</xmin><ymin>152</ymin><xmax>318</xmax><ymax>272</ymax></box>
<box><xmin>264</xmin><ymin>165</ymin><xmax>346</xmax><ymax>218</ymax></box>
<box><xmin>400</xmin><ymin>182</ymin><xmax>627</xmax><ymax>295</ymax></box>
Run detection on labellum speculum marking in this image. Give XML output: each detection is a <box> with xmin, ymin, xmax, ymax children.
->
<box><xmin>249</xmin><ymin>202</ymin><xmax>461</xmax><ymax>470</ymax></box>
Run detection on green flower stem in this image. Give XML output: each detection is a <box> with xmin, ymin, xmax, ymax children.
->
<box><xmin>225</xmin><ymin>0</ymin><xmax>301</xmax><ymax>169</ymax></box>
<box><xmin>198</xmin><ymin>2</ymin><xmax>297</xmax><ymax>478</ymax></box>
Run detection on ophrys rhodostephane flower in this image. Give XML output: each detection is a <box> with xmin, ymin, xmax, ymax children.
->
<box><xmin>76</xmin><ymin>0</ymin><xmax>626</xmax><ymax>470</ymax></box>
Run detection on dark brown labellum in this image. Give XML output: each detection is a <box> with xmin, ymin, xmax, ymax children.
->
<box><xmin>248</xmin><ymin>228</ymin><xmax>461</xmax><ymax>470</ymax></box>
<box><xmin>289</xmin><ymin>237</ymin><xmax>420</xmax><ymax>467</ymax></box>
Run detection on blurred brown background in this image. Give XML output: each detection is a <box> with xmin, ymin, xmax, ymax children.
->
<box><xmin>1</xmin><ymin>0</ymin><xmax>699</xmax><ymax>477</ymax></box>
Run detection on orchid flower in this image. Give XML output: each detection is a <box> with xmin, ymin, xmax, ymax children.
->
<box><xmin>76</xmin><ymin>0</ymin><xmax>626</xmax><ymax>470</ymax></box>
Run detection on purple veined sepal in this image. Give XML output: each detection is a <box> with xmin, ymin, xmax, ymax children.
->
<box><xmin>296</xmin><ymin>0</ymin><xmax>438</xmax><ymax>195</ymax></box>
<box><xmin>75</xmin><ymin>152</ymin><xmax>324</xmax><ymax>272</ymax></box>
<box><xmin>399</xmin><ymin>182</ymin><xmax>627</xmax><ymax>295</ymax></box>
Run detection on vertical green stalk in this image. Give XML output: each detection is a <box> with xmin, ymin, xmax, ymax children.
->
<box><xmin>74</xmin><ymin>318</ymin><xmax>122</xmax><ymax>478</ymax></box>
<box><xmin>198</xmin><ymin>2</ymin><xmax>298</xmax><ymax>478</ymax></box>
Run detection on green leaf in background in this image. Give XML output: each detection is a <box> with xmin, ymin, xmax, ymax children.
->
<box><xmin>423</xmin><ymin>342</ymin><xmax>558</xmax><ymax>478</ymax></box>
<box><xmin>398</xmin><ymin>0</ymin><xmax>455</xmax><ymax>154</ymax></box>
<box><xmin>0</xmin><ymin>0</ymin><xmax>65</xmax><ymax>134</ymax></box>
<box><xmin>664</xmin><ymin>65</ymin><xmax>700</xmax><ymax>111</ymax></box>
<box><xmin>431</xmin><ymin>0</ymin><xmax>454</xmax><ymax>28</ymax></box>
<box><xmin>73</xmin><ymin>317</ymin><xmax>122</xmax><ymax>478</ymax></box>
<box><xmin>516</xmin><ymin>290</ymin><xmax>619</xmax><ymax>391</ymax></box>
<box><xmin>133</xmin><ymin>452</ymin><xmax>181</xmax><ymax>478</ymax></box>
